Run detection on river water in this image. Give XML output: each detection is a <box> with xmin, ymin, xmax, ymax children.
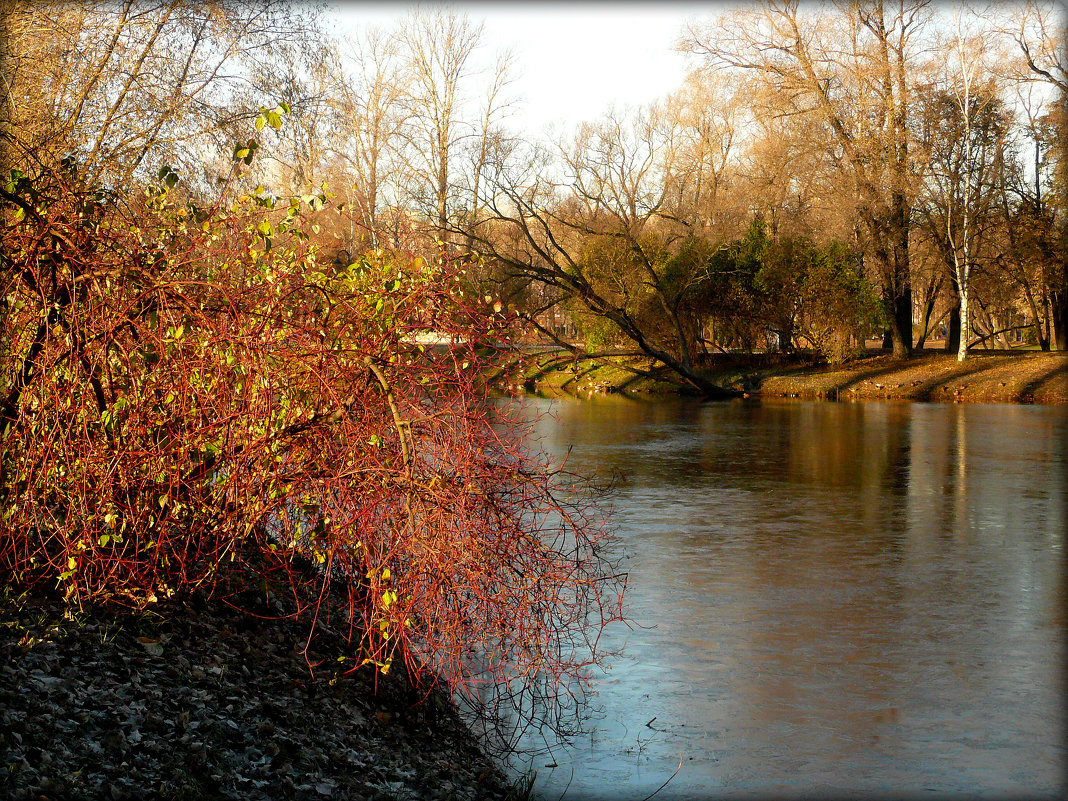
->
<box><xmin>505</xmin><ymin>397</ymin><xmax>1066</xmax><ymax>800</ymax></box>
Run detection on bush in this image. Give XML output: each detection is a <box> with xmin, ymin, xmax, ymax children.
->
<box><xmin>798</xmin><ymin>242</ymin><xmax>886</xmax><ymax>362</ymax></box>
<box><xmin>0</xmin><ymin>131</ymin><xmax>623</xmax><ymax>749</ymax></box>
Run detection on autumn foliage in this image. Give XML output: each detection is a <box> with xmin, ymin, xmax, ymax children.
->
<box><xmin>0</xmin><ymin>129</ymin><xmax>623</xmax><ymax>744</ymax></box>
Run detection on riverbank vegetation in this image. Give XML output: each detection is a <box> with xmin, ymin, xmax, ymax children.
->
<box><xmin>0</xmin><ymin>2</ymin><xmax>627</xmax><ymax>786</ymax></box>
<box><xmin>459</xmin><ymin>2</ymin><xmax>1066</xmax><ymax>395</ymax></box>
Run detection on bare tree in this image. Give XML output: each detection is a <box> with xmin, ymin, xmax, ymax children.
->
<box><xmin>1002</xmin><ymin>0</ymin><xmax>1067</xmax><ymax>350</ymax></box>
<box><xmin>1</xmin><ymin>0</ymin><xmax>322</xmax><ymax>190</ymax></box>
<box><xmin>991</xmin><ymin>88</ymin><xmax>1060</xmax><ymax>350</ymax></box>
<box><xmin>925</xmin><ymin>9</ymin><xmax>1004</xmax><ymax>361</ymax></box>
<box><xmin>682</xmin><ymin>0</ymin><xmax>934</xmax><ymax>357</ymax></box>
<box><xmin>335</xmin><ymin>24</ymin><xmax>412</xmax><ymax>246</ymax></box>
<box><xmin>660</xmin><ymin>71</ymin><xmax>746</xmax><ymax>239</ymax></box>
<box><xmin>396</xmin><ymin>8</ymin><xmax>484</xmax><ymax>242</ymax></box>
<box><xmin>463</xmin><ymin>47</ymin><xmax>517</xmax><ymax>252</ymax></box>
<box><xmin>249</xmin><ymin>39</ymin><xmax>347</xmax><ymax>195</ymax></box>
<box><xmin>460</xmin><ymin>106</ymin><xmax>739</xmax><ymax>397</ymax></box>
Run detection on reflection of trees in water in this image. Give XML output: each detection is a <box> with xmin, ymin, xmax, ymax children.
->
<box><xmin>509</xmin><ymin>397</ymin><xmax>1067</xmax><ymax>794</ymax></box>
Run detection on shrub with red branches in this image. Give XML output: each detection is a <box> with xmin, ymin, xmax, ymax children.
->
<box><xmin>0</xmin><ymin>121</ymin><xmax>624</xmax><ymax>749</ymax></box>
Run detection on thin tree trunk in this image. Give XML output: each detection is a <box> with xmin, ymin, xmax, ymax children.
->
<box><xmin>1052</xmin><ymin>288</ymin><xmax>1068</xmax><ymax>351</ymax></box>
<box><xmin>957</xmin><ymin>288</ymin><xmax>969</xmax><ymax>361</ymax></box>
<box><xmin>945</xmin><ymin>275</ymin><xmax>962</xmax><ymax>354</ymax></box>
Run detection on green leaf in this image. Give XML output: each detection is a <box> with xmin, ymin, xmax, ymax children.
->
<box><xmin>267</xmin><ymin>110</ymin><xmax>283</xmax><ymax>129</ymax></box>
<box><xmin>6</xmin><ymin>168</ymin><xmax>24</xmax><ymax>193</ymax></box>
<box><xmin>255</xmin><ymin>115</ymin><xmax>266</xmax><ymax>132</ymax></box>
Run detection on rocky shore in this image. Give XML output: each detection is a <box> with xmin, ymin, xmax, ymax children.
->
<box><xmin>1</xmin><ymin>591</ymin><xmax>523</xmax><ymax>801</ymax></box>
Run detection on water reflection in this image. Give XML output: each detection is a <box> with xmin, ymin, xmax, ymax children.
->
<box><xmin>509</xmin><ymin>397</ymin><xmax>1067</xmax><ymax>800</ymax></box>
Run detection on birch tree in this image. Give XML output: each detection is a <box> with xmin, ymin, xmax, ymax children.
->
<box><xmin>936</xmin><ymin>10</ymin><xmax>999</xmax><ymax>361</ymax></box>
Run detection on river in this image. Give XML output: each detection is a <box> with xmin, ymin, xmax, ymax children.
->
<box><xmin>504</xmin><ymin>396</ymin><xmax>1066</xmax><ymax>800</ymax></box>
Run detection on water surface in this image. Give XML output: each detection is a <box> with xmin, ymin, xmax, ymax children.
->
<box><xmin>509</xmin><ymin>397</ymin><xmax>1066</xmax><ymax>800</ymax></box>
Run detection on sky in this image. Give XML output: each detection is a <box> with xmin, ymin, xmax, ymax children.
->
<box><xmin>330</xmin><ymin>2</ymin><xmax>718</xmax><ymax>139</ymax></box>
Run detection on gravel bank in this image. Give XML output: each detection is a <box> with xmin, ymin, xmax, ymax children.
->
<box><xmin>1</xmin><ymin>592</ymin><xmax>522</xmax><ymax>801</ymax></box>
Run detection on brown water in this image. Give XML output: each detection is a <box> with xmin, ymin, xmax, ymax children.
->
<box><xmin>510</xmin><ymin>397</ymin><xmax>1067</xmax><ymax>800</ymax></box>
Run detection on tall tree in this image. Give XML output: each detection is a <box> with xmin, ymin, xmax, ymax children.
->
<box><xmin>920</xmin><ymin>11</ymin><xmax>1008</xmax><ymax>360</ymax></box>
<box><xmin>683</xmin><ymin>0</ymin><xmax>931</xmax><ymax>357</ymax></box>
<box><xmin>250</xmin><ymin>38</ymin><xmax>346</xmax><ymax>195</ymax></box>
<box><xmin>661</xmin><ymin>70</ymin><xmax>746</xmax><ymax>239</ymax></box>
<box><xmin>461</xmin><ymin>106</ymin><xmax>739</xmax><ymax>398</ymax></box>
<box><xmin>335</xmin><ymin>24</ymin><xmax>412</xmax><ymax>246</ymax></box>
<box><xmin>396</xmin><ymin>8</ymin><xmax>484</xmax><ymax>242</ymax></box>
<box><xmin>1003</xmin><ymin>0</ymin><xmax>1067</xmax><ymax>349</ymax></box>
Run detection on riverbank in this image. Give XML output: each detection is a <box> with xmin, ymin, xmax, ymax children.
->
<box><xmin>1</xmin><ymin>591</ymin><xmax>522</xmax><ymax>801</ymax></box>
<box><xmin>493</xmin><ymin>348</ymin><xmax>1068</xmax><ymax>404</ymax></box>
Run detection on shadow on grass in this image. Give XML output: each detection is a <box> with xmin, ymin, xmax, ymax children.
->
<box><xmin>898</xmin><ymin>360</ymin><xmax>994</xmax><ymax>402</ymax></box>
<box><xmin>558</xmin><ymin>362</ymin><xmax>601</xmax><ymax>393</ymax></box>
<box><xmin>741</xmin><ymin>356</ymin><xmax>911</xmax><ymax>398</ymax></box>
<box><xmin>519</xmin><ymin>351</ymin><xmax>694</xmax><ymax>398</ymax></box>
<box><xmin>521</xmin><ymin>352</ymin><xmax>577</xmax><ymax>388</ymax></box>
<box><xmin>1013</xmin><ymin>358</ymin><xmax>1068</xmax><ymax>403</ymax></box>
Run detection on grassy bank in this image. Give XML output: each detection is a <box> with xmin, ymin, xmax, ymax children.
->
<box><xmin>492</xmin><ymin>348</ymin><xmax>1068</xmax><ymax>405</ymax></box>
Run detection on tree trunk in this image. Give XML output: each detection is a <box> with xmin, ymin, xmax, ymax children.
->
<box><xmin>945</xmin><ymin>306</ymin><xmax>961</xmax><ymax>354</ymax></box>
<box><xmin>1052</xmin><ymin>288</ymin><xmax>1068</xmax><ymax>351</ymax></box>
<box><xmin>914</xmin><ymin>293</ymin><xmax>939</xmax><ymax>350</ymax></box>
<box><xmin>874</xmin><ymin>219</ymin><xmax>913</xmax><ymax>358</ymax></box>
<box><xmin>957</xmin><ymin>289</ymin><xmax>969</xmax><ymax>361</ymax></box>
<box><xmin>887</xmin><ymin>287</ymin><xmax>912</xmax><ymax>358</ymax></box>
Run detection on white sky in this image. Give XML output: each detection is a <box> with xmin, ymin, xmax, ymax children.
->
<box><xmin>329</xmin><ymin>2</ymin><xmax>717</xmax><ymax>140</ymax></box>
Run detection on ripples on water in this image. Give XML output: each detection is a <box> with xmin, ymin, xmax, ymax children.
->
<box><xmin>503</xmin><ymin>398</ymin><xmax>1066</xmax><ymax>800</ymax></box>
